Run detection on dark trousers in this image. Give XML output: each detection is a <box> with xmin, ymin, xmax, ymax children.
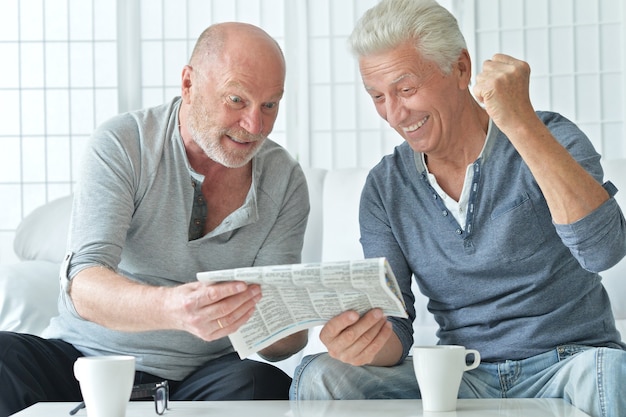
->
<box><xmin>0</xmin><ymin>331</ymin><xmax>292</xmax><ymax>417</ymax></box>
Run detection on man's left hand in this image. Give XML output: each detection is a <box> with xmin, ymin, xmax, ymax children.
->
<box><xmin>472</xmin><ymin>53</ymin><xmax>536</xmax><ymax>132</ymax></box>
<box><xmin>320</xmin><ymin>308</ymin><xmax>394</xmax><ymax>366</ymax></box>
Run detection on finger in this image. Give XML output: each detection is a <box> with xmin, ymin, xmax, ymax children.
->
<box><xmin>321</xmin><ymin>309</ymin><xmax>383</xmax><ymax>350</ymax></box>
<box><xmin>320</xmin><ymin>310</ymin><xmax>360</xmax><ymax>341</ymax></box>
<box><xmin>472</xmin><ymin>62</ymin><xmax>496</xmax><ymax>104</ymax></box>
<box><xmin>472</xmin><ymin>82</ymin><xmax>484</xmax><ymax>104</ymax></box>
<box><xmin>205</xmin><ymin>284</ymin><xmax>262</xmax><ymax>319</ymax></box>
<box><xmin>479</xmin><ymin>59</ymin><xmax>507</xmax><ymax>77</ymax></box>
<box><xmin>214</xmin><ymin>289</ymin><xmax>261</xmax><ymax>327</ymax></box>
<box><xmin>333</xmin><ymin>318</ymin><xmax>393</xmax><ymax>366</ymax></box>
<box><xmin>194</xmin><ymin>287</ymin><xmax>261</xmax><ymax>340</ymax></box>
<box><xmin>349</xmin><ymin>320</ymin><xmax>393</xmax><ymax>365</ymax></box>
<box><xmin>210</xmin><ymin>301</ymin><xmax>257</xmax><ymax>339</ymax></box>
<box><xmin>326</xmin><ymin>309</ymin><xmax>385</xmax><ymax>353</ymax></box>
<box><xmin>181</xmin><ymin>283</ymin><xmax>260</xmax><ymax>335</ymax></box>
<box><xmin>203</xmin><ymin>281</ymin><xmax>250</xmax><ymax>302</ymax></box>
<box><xmin>190</xmin><ymin>282</ymin><xmax>259</xmax><ymax>313</ymax></box>
<box><xmin>479</xmin><ymin>54</ymin><xmax>514</xmax><ymax>73</ymax></box>
<box><xmin>483</xmin><ymin>55</ymin><xmax>530</xmax><ymax>81</ymax></box>
<box><xmin>490</xmin><ymin>53</ymin><xmax>519</xmax><ymax>65</ymax></box>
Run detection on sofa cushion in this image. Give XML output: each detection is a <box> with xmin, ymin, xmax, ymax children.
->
<box><xmin>301</xmin><ymin>168</ymin><xmax>327</xmax><ymax>263</ymax></box>
<box><xmin>13</xmin><ymin>195</ymin><xmax>72</xmax><ymax>263</ymax></box>
<box><xmin>0</xmin><ymin>261</ymin><xmax>60</xmax><ymax>336</ymax></box>
<box><xmin>321</xmin><ymin>168</ymin><xmax>369</xmax><ymax>262</ymax></box>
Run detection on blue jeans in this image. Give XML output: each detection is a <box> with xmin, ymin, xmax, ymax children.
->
<box><xmin>290</xmin><ymin>345</ymin><xmax>626</xmax><ymax>417</ymax></box>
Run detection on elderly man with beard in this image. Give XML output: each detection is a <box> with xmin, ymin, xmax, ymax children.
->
<box><xmin>0</xmin><ymin>22</ymin><xmax>309</xmax><ymax>416</ymax></box>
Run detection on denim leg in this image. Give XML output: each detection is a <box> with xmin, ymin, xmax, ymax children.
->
<box><xmin>595</xmin><ymin>347</ymin><xmax>626</xmax><ymax>417</ymax></box>
<box><xmin>291</xmin><ymin>353</ymin><xmax>507</xmax><ymax>401</ymax></box>
<box><xmin>525</xmin><ymin>347</ymin><xmax>624</xmax><ymax>417</ymax></box>
<box><xmin>489</xmin><ymin>346</ymin><xmax>625</xmax><ymax>417</ymax></box>
<box><xmin>290</xmin><ymin>346</ymin><xmax>626</xmax><ymax>416</ymax></box>
<box><xmin>290</xmin><ymin>353</ymin><xmax>418</xmax><ymax>400</ymax></box>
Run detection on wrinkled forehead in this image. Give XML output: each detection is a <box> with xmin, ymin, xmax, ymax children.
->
<box><xmin>359</xmin><ymin>44</ymin><xmax>438</xmax><ymax>89</ymax></box>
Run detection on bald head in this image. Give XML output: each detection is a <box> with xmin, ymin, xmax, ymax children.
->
<box><xmin>189</xmin><ymin>22</ymin><xmax>285</xmax><ymax>75</ymax></box>
<box><xmin>179</xmin><ymin>22</ymin><xmax>286</xmax><ymax>169</ymax></box>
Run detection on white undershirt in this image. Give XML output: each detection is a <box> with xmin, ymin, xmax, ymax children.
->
<box><xmin>422</xmin><ymin>120</ymin><xmax>493</xmax><ymax>229</ymax></box>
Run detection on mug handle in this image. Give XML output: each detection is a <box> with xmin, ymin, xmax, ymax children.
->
<box><xmin>73</xmin><ymin>360</ymin><xmax>81</xmax><ymax>381</ymax></box>
<box><xmin>464</xmin><ymin>349</ymin><xmax>481</xmax><ymax>371</ymax></box>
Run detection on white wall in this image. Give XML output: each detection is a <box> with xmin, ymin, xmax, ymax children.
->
<box><xmin>1</xmin><ymin>0</ymin><xmax>623</xmax><ymax>265</ymax></box>
<box><xmin>465</xmin><ymin>0</ymin><xmax>625</xmax><ymax>159</ymax></box>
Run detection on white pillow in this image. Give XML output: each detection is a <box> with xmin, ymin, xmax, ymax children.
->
<box><xmin>0</xmin><ymin>261</ymin><xmax>61</xmax><ymax>336</ymax></box>
<box><xmin>13</xmin><ymin>195</ymin><xmax>72</xmax><ymax>262</ymax></box>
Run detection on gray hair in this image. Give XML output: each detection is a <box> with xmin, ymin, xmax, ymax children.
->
<box><xmin>348</xmin><ymin>0</ymin><xmax>467</xmax><ymax>75</ymax></box>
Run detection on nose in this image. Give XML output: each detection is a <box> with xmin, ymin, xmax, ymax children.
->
<box><xmin>240</xmin><ymin>108</ymin><xmax>264</xmax><ymax>136</ymax></box>
<box><xmin>384</xmin><ymin>98</ymin><xmax>408</xmax><ymax>128</ymax></box>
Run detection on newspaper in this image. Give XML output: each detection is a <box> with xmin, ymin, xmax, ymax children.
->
<box><xmin>196</xmin><ymin>257</ymin><xmax>408</xmax><ymax>358</ymax></box>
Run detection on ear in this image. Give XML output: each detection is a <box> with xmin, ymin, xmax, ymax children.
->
<box><xmin>456</xmin><ymin>50</ymin><xmax>472</xmax><ymax>89</ymax></box>
<box><xmin>181</xmin><ymin>65</ymin><xmax>193</xmax><ymax>103</ymax></box>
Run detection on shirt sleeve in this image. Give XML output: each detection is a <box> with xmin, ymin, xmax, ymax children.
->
<box><xmin>252</xmin><ymin>163</ymin><xmax>310</xmax><ymax>267</ymax></box>
<box><xmin>546</xmin><ymin>113</ymin><xmax>626</xmax><ymax>272</ymax></box>
<box><xmin>555</xmin><ymin>185</ymin><xmax>626</xmax><ymax>272</ymax></box>
<box><xmin>66</xmin><ymin>116</ymin><xmax>140</xmax><ymax>280</ymax></box>
<box><xmin>359</xmin><ymin>172</ymin><xmax>416</xmax><ymax>363</ymax></box>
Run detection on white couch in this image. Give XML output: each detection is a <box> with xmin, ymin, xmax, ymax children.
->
<box><xmin>1</xmin><ymin>161</ymin><xmax>625</xmax><ymax>377</ymax></box>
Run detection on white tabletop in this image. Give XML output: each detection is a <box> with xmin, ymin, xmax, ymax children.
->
<box><xmin>11</xmin><ymin>398</ymin><xmax>591</xmax><ymax>417</ymax></box>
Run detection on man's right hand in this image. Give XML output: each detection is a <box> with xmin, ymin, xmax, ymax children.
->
<box><xmin>166</xmin><ymin>280</ymin><xmax>262</xmax><ymax>341</ymax></box>
<box><xmin>69</xmin><ymin>266</ymin><xmax>262</xmax><ymax>341</ymax></box>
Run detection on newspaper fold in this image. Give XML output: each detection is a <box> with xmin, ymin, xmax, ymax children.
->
<box><xmin>196</xmin><ymin>257</ymin><xmax>408</xmax><ymax>358</ymax></box>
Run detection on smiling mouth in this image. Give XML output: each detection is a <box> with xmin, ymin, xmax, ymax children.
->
<box><xmin>403</xmin><ymin>115</ymin><xmax>429</xmax><ymax>133</ymax></box>
<box><xmin>227</xmin><ymin>135</ymin><xmax>253</xmax><ymax>145</ymax></box>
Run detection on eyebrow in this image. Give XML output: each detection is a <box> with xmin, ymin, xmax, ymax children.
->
<box><xmin>225</xmin><ymin>80</ymin><xmax>284</xmax><ymax>102</ymax></box>
<box><xmin>391</xmin><ymin>73</ymin><xmax>414</xmax><ymax>84</ymax></box>
<box><xmin>365</xmin><ymin>73</ymin><xmax>415</xmax><ymax>92</ymax></box>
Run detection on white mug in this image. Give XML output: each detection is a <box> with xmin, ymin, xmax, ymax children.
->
<box><xmin>74</xmin><ymin>355</ymin><xmax>136</xmax><ymax>417</ymax></box>
<box><xmin>413</xmin><ymin>345</ymin><xmax>480</xmax><ymax>412</ymax></box>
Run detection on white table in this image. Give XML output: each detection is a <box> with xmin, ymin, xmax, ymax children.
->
<box><xmin>11</xmin><ymin>398</ymin><xmax>592</xmax><ymax>417</ymax></box>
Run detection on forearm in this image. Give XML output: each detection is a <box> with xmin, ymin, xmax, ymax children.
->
<box><xmin>474</xmin><ymin>54</ymin><xmax>608</xmax><ymax>225</ymax></box>
<box><xmin>70</xmin><ymin>266</ymin><xmax>263</xmax><ymax>342</ymax></box>
<box><xmin>69</xmin><ymin>266</ymin><xmax>173</xmax><ymax>332</ymax></box>
<box><xmin>504</xmin><ymin>115</ymin><xmax>608</xmax><ymax>224</ymax></box>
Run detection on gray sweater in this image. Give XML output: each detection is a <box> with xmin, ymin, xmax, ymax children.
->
<box><xmin>44</xmin><ymin>97</ymin><xmax>309</xmax><ymax>380</ymax></box>
<box><xmin>360</xmin><ymin>111</ymin><xmax>626</xmax><ymax>362</ymax></box>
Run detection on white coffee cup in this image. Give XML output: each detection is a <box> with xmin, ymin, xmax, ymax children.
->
<box><xmin>413</xmin><ymin>345</ymin><xmax>480</xmax><ymax>412</ymax></box>
<box><xmin>74</xmin><ymin>355</ymin><xmax>136</xmax><ymax>417</ymax></box>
